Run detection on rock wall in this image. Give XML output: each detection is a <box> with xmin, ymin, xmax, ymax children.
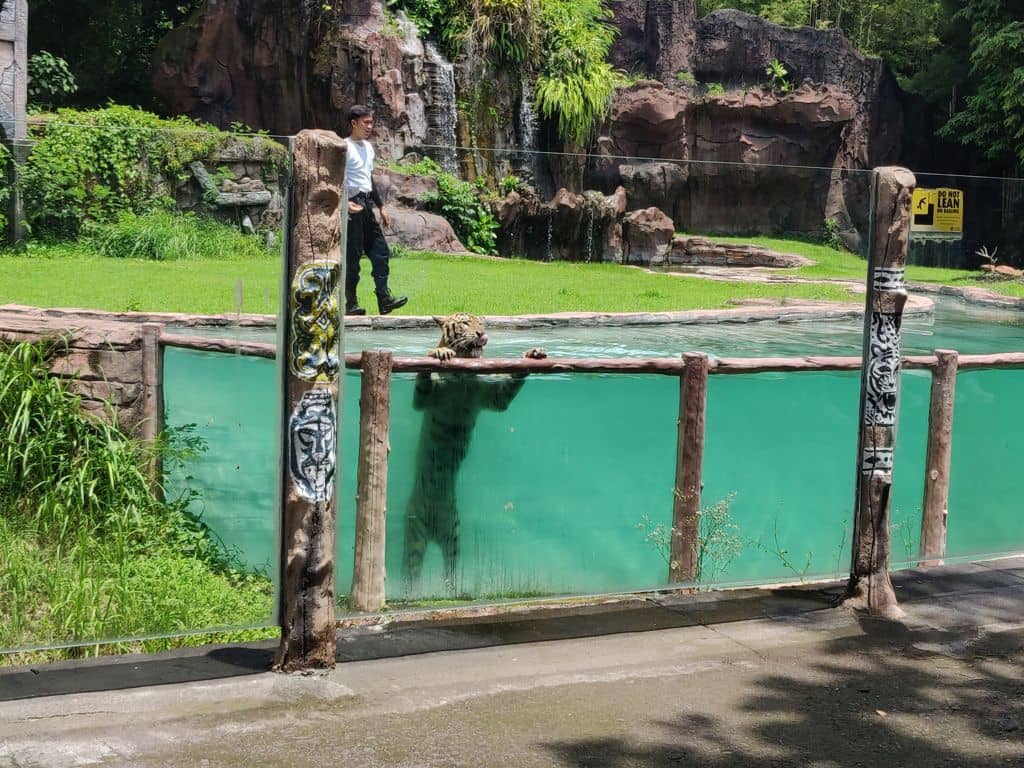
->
<box><xmin>153</xmin><ymin>0</ymin><xmax>916</xmax><ymax>251</ymax></box>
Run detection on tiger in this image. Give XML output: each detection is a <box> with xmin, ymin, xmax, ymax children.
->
<box><xmin>402</xmin><ymin>313</ymin><xmax>546</xmax><ymax>595</ymax></box>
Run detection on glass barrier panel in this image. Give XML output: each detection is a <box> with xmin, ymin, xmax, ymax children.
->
<box><xmin>946</xmin><ymin>369</ymin><xmax>1024</xmax><ymax>562</ymax></box>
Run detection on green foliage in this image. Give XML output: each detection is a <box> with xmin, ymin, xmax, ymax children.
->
<box><xmin>675</xmin><ymin>70</ymin><xmax>697</xmax><ymax>86</ymax></box>
<box><xmin>27</xmin><ymin>51</ymin><xmax>79</xmax><ymax>111</ymax></box>
<box><xmin>85</xmin><ymin>210</ymin><xmax>273</xmax><ymax>261</ymax></box>
<box><xmin>822</xmin><ymin>217</ymin><xmax>845</xmax><ymax>251</ymax></box>
<box><xmin>426</xmin><ymin>172</ymin><xmax>499</xmax><ymax>254</ymax></box>
<box><xmin>0</xmin><ymin>340</ymin><xmax>272</xmax><ymax>652</ymax></box>
<box><xmin>471</xmin><ymin>0</ymin><xmax>538</xmax><ymax>64</ymax></box>
<box><xmin>939</xmin><ymin>3</ymin><xmax>1024</xmax><ymax>167</ymax></box>
<box><xmin>765</xmin><ymin>58</ymin><xmax>792</xmax><ymax>92</ymax></box>
<box><xmin>499</xmin><ymin>173</ymin><xmax>525</xmax><ymax>195</ymax></box>
<box><xmin>388</xmin><ymin>156</ymin><xmax>498</xmax><ymax>253</ymax></box>
<box><xmin>705</xmin><ymin>82</ymin><xmax>726</xmax><ymax>97</ymax></box>
<box><xmin>28</xmin><ymin>0</ymin><xmax>203</xmax><ymax>110</ymax></box>
<box><xmin>534</xmin><ymin>0</ymin><xmax>625</xmax><ymax>145</ymax></box>
<box><xmin>18</xmin><ymin>105</ymin><xmax>282</xmax><ymax>240</ymax></box>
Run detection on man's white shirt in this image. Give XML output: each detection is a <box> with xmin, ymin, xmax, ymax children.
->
<box><xmin>345</xmin><ymin>138</ymin><xmax>375</xmax><ymax>198</ymax></box>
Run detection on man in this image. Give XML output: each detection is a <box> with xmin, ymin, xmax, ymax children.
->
<box><xmin>343</xmin><ymin>105</ymin><xmax>408</xmax><ymax>316</ymax></box>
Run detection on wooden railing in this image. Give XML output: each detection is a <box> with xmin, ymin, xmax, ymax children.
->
<box><xmin>157</xmin><ymin>332</ymin><xmax>1024</xmax><ymax>611</ymax></box>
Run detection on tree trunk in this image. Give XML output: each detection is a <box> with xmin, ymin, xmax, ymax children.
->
<box><xmin>919</xmin><ymin>349</ymin><xmax>958</xmax><ymax>566</ymax></box>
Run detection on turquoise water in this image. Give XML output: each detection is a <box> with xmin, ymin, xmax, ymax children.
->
<box><xmin>162</xmin><ymin>297</ymin><xmax>1024</xmax><ymax>608</ymax></box>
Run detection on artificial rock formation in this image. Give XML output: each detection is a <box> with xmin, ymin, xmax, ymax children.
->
<box><xmin>154</xmin><ymin>0</ymin><xmax>917</xmax><ymax>253</ymax></box>
<box><xmin>153</xmin><ymin>0</ymin><xmax>457</xmax><ymax>164</ymax></box>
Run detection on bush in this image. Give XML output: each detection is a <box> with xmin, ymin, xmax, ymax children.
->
<box><xmin>85</xmin><ymin>210</ymin><xmax>273</xmax><ymax>261</ymax></box>
<box><xmin>27</xmin><ymin>52</ymin><xmax>78</xmax><ymax>110</ymax></box>
<box><xmin>426</xmin><ymin>173</ymin><xmax>499</xmax><ymax>254</ymax></box>
<box><xmin>0</xmin><ymin>341</ymin><xmax>273</xmax><ymax>652</ymax></box>
<box><xmin>18</xmin><ymin>105</ymin><xmax>285</xmax><ymax>240</ymax></box>
<box><xmin>705</xmin><ymin>82</ymin><xmax>726</xmax><ymax>97</ymax></box>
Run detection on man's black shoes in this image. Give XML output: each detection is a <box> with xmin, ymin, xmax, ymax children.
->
<box><xmin>377</xmin><ymin>294</ymin><xmax>408</xmax><ymax>315</ymax></box>
<box><xmin>345</xmin><ymin>304</ymin><xmax>367</xmax><ymax>316</ymax></box>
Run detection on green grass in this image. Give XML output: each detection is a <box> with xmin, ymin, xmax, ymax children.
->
<box><xmin>0</xmin><ymin>243</ymin><xmax>854</xmax><ymax>315</ymax></box>
<box><xmin>3</xmin><ymin>234</ymin><xmax>1021</xmax><ymax>317</ymax></box>
<box><xmin>0</xmin><ymin>341</ymin><xmax>274</xmax><ymax>662</ymax></box>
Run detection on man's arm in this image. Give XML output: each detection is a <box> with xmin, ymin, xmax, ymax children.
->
<box><xmin>371</xmin><ymin>179</ymin><xmax>391</xmax><ymax>228</ymax></box>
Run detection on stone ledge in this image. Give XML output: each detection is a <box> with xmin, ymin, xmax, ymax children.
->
<box><xmin>668</xmin><ymin>235</ymin><xmax>814</xmax><ymax>268</ymax></box>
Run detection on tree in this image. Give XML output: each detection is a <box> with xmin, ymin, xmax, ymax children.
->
<box><xmin>27</xmin><ymin>1</ymin><xmax>202</xmax><ymax>111</ymax></box>
<box><xmin>939</xmin><ymin>0</ymin><xmax>1024</xmax><ymax>169</ymax></box>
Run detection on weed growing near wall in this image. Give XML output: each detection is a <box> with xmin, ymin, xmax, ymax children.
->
<box><xmin>0</xmin><ymin>341</ymin><xmax>273</xmax><ymax>656</ymax></box>
<box><xmin>86</xmin><ymin>210</ymin><xmax>273</xmax><ymax>261</ymax></box>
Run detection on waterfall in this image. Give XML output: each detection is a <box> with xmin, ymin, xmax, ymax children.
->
<box><xmin>423</xmin><ymin>43</ymin><xmax>458</xmax><ymax>174</ymax></box>
<box><xmin>584</xmin><ymin>207</ymin><xmax>594</xmax><ymax>263</ymax></box>
<box><xmin>517</xmin><ymin>78</ymin><xmax>542</xmax><ymax>188</ymax></box>
<box><xmin>544</xmin><ymin>207</ymin><xmax>554</xmax><ymax>262</ymax></box>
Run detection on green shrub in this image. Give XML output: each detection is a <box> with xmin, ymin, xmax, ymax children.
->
<box><xmin>85</xmin><ymin>210</ymin><xmax>272</xmax><ymax>261</ymax></box>
<box><xmin>765</xmin><ymin>58</ymin><xmax>792</xmax><ymax>92</ymax></box>
<box><xmin>534</xmin><ymin>0</ymin><xmax>625</xmax><ymax>145</ymax></box>
<box><xmin>675</xmin><ymin>70</ymin><xmax>697</xmax><ymax>86</ymax></box>
<box><xmin>18</xmin><ymin>105</ymin><xmax>285</xmax><ymax>240</ymax></box>
<box><xmin>426</xmin><ymin>173</ymin><xmax>499</xmax><ymax>254</ymax></box>
<box><xmin>705</xmin><ymin>82</ymin><xmax>726</xmax><ymax>97</ymax></box>
<box><xmin>0</xmin><ymin>340</ymin><xmax>272</xmax><ymax>653</ymax></box>
<box><xmin>27</xmin><ymin>51</ymin><xmax>78</xmax><ymax>111</ymax></box>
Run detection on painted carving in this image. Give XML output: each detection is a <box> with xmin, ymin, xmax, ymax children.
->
<box><xmin>861</xmin><ymin>447</ymin><xmax>894</xmax><ymax>473</ymax></box>
<box><xmin>290</xmin><ymin>261</ymin><xmax>341</xmax><ymax>382</ymax></box>
<box><xmin>872</xmin><ymin>267</ymin><xmax>905</xmax><ymax>293</ymax></box>
<box><xmin>864</xmin><ymin>312</ymin><xmax>902</xmax><ymax>427</ymax></box>
<box><xmin>288</xmin><ymin>389</ymin><xmax>337</xmax><ymax>503</ymax></box>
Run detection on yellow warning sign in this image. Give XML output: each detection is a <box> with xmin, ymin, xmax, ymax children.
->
<box><xmin>912</xmin><ymin>188</ymin><xmax>963</xmax><ymax>234</ymax></box>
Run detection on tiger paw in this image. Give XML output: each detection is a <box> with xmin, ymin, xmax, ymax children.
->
<box><xmin>429</xmin><ymin>347</ymin><xmax>456</xmax><ymax>361</ymax></box>
<box><xmin>522</xmin><ymin>348</ymin><xmax>547</xmax><ymax>360</ymax></box>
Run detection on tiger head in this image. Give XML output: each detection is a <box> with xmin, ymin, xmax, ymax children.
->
<box><xmin>429</xmin><ymin>313</ymin><xmax>488</xmax><ymax>361</ymax></box>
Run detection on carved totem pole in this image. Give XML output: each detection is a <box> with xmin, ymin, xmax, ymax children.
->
<box><xmin>275</xmin><ymin>131</ymin><xmax>348</xmax><ymax>671</ymax></box>
<box><xmin>846</xmin><ymin>166</ymin><xmax>916</xmax><ymax>619</ymax></box>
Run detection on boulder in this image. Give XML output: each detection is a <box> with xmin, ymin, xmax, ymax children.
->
<box><xmin>622</xmin><ymin>208</ymin><xmax>675</xmax><ymax>266</ymax></box>
<box><xmin>372</xmin><ymin>169</ymin><xmax>438</xmax><ymax>210</ymax></box>
<box><xmin>383</xmin><ymin>208</ymin><xmax>467</xmax><ymax>253</ymax></box>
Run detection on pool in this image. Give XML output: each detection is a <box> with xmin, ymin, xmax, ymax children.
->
<box><xmin>162</xmin><ymin>296</ymin><xmax>1024</xmax><ymax>606</ymax></box>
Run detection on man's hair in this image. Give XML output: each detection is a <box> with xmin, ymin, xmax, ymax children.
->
<box><xmin>347</xmin><ymin>105</ymin><xmax>373</xmax><ymax>125</ymax></box>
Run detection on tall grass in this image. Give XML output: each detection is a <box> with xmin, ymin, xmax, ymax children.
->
<box><xmin>85</xmin><ymin>210</ymin><xmax>273</xmax><ymax>261</ymax></box>
<box><xmin>0</xmin><ymin>341</ymin><xmax>273</xmax><ymax>658</ymax></box>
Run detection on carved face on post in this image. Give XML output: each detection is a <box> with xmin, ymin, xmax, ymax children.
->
<box><xmin>289</xmin><ymin>390</ymin><xmax>336</xmax><ymax>503</ymax></box>
<box><xmin>290</xmin><ymin>262</ymin><xmax>341</xmax><ymax>382</ymax></box>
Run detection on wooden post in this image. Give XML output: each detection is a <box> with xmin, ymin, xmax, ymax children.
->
<box><xmin>274</xmin><ymin>130</ymin><xmax>348</xmax><ymax>672</ymax></box>
<box><xmin>350</xmin><ymin>350</ymin><xmax>392</xmax><ymax>612</ymax></box>
<box><xmin>846</xmin><ymin>166</ymin><xmax>915</xmax><ymax>619</ymax></box>
<box><xmin>669</xmin><ymin>352</ymin><xmax>709</xmax><ymax>583</ymax></box>
<box><xmin>919</xmin><ymin>349</ymin><xmax>958</xmax><ymax>566</ymax></box>
<box><xmin>140</xmin><ymin>322</ymin><xmax>165</xmax><ymax>489</ymax></box>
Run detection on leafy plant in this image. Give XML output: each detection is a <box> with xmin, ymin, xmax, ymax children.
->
<box><xmin>85</xmin><ymin>210</ymin><xmax>273</xmax><ymax>261</ymax></box>
<box><xmin>823</xmin><ymin>216</ymin><xmax>845</xmax><ymax>251</ymax></box>
<box><xmin>534</xmin><ymin>0</ymin><xmax>625</xmax><ymax>145</ymax></box>
<box><xmin>636</xmin><ymin>492</ymin><xmax>742</xmax><ymax>584</ymax></box>
<box><xmin>27</xmin><ymin>51</ymin><xmax>78</xmax><ymax>110</ymax></box>
<box><xmin>0</xmin><ymin>340</ymin><xmax>273</xmax><ymax>654</ymax></box>
<box><xmin>499</xmin><ymin>174</ymin><xmax>525</xmax><ymax>195</ymax></box>
<box><xmin>17</xmin><ymin>106</ymin><xmax>285</xmax><ymax>241</ymax></box>
<box><xmin>765</xmin><ymin>58</ymin><xmax>792</xmax><ymax>92</ymax></box>
<box><xmin>705</xmin><ymin>82</ymin><xmax>726</xmax><ymax>97</ymax></box>
<box><xmin>675</xmin><ymin>70</ymin><xmax>697</xmax><ymax>86</ymax></box>
<box><xmin>471</xmin><ymin>0</ymin><xmax>538</xmax><ymax>64</ymax></box>
<box><xmin>425</xmin><ymin>172</ymin><xmax>499</xmax><ymax>254</ymax></box>
<box><xmin>755</xmin><ymin>516</ymin><xmax>813</xmax><ymax>582</ymax></box>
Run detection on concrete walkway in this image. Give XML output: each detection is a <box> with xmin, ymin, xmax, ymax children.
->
<box><xmin>2</xmin><ymin>559</ymin><xmax>1024</xmax><ymax>767</ymax></box>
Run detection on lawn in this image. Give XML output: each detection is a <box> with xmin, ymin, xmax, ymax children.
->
<box><xmin>2</xmin><ymin>236</ymin><xmax>1021</xmax><ymax>317</ymax></box>
<box><xmin>0</xmin><ymin>242</ymin><xmax>853</xmax><ymax>315</ymax></box>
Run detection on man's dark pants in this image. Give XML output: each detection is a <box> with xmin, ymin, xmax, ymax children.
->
<box><xmin>345</xmin><ymin>197</ymin><xmax>390</xmax><ymax>304</ymax></box>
